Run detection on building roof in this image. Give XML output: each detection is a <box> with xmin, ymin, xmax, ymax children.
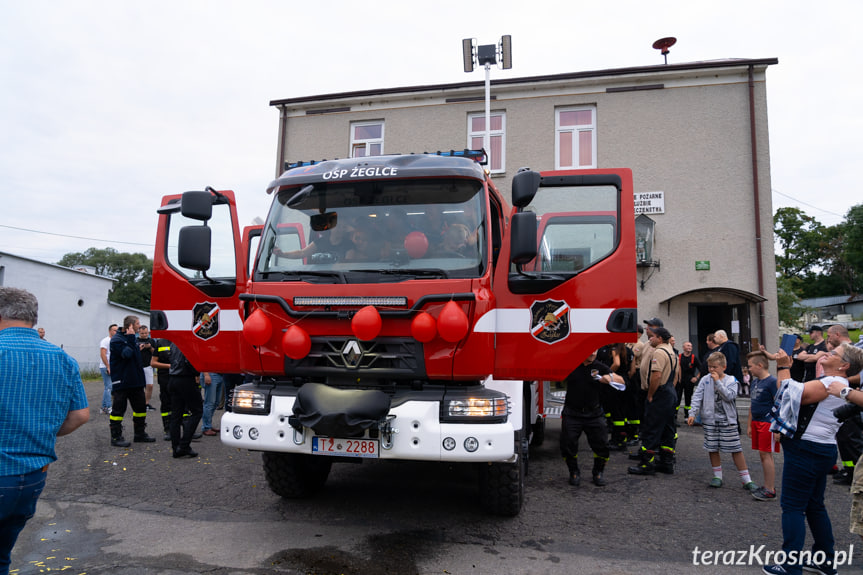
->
<box><xmin>270</xmin><ymin>58</ymin><xmax>779</xmax><ymax>107</ymax></box>
<box><xmin>0</xmin><ymin>250</ymin><xmax>115</xmax><ymax>283</ymax></box>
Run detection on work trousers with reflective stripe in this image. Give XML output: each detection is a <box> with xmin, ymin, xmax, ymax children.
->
<box><xmin>640</xmin><ymin>383</ymin><xmax>677</xmax><ymax>456</ymax></box>
<box><xmin>110</xmin><ymin>387</ymin><xmax>147</xmax><ymax>424</ymax></box>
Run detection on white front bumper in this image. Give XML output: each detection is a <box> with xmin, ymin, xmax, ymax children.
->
<box><xmin>220</xmin><ymin>395</ymin><xmax>515</xmax><ymax>462</ymax></box>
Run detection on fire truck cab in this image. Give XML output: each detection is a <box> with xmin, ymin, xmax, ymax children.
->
<box><xmin>149</xmin><ymin>151</ymin><xmax>636</xmax><ymax>515</ymax></box>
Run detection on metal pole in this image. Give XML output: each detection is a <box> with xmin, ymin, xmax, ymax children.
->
<box><xmin>484</xmin><ymin>62</ymin><xmax>491</xmax><ymax>160</ymax></box>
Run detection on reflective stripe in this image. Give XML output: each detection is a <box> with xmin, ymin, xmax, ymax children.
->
<box><xmin>109</xmin><ymin>415</ymin><xmax>124</xmax><ymax>421</ymax></box>
<box><xmin>473</xmin><ymin>308</ymin><xmax>614</xmax><ymax>334</ymax></box>
<box><xmin>161</xmin><ymin>309</ymin><xmax>243</xmax><ymax>332</ymax></box>
<box><xmin>132</xmin><ymin>412</ymin><xmax>147</xmax><ymax>418</ymax></box>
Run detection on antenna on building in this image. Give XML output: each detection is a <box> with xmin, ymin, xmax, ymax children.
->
<box><xmin>652</xmin><ymin>37</ymin><xmax>676</xmax><ymax>64</ymax></box>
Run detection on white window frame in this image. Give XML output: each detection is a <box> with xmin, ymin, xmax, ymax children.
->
<box><xmin>555</xmin><ymin>106</ymin><xmax>596</xmax><ymax>169</ymax></box>
<box><xmin>467</xmin><ymin>111</ymin><xmax>506</xmax><ymax>173</ymax></box>
<box><xmin>350</xmin><ymin>121</ymin><xmax>384</xmax><ymax>158</ymax></box>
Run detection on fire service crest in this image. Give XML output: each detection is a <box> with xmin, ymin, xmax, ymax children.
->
<box><xmin>192</xmin><ymin>302</ymin><xmax>220</xmax><ymax>340</ymax></box>
<box><xmin>529</xmin><ymin>299</ymin><xmax>570</xmax><ymax>344</ymax></box>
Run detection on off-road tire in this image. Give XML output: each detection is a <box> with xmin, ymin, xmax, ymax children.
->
<box><xmin>478</xmin><ymin>443</ymin><xmax>525</xmax><ymax>516</ymax></box>
<box><xmin>262</xmin><ymin>452</ymin><xmax>332</xmax><ymax>498</ymax></box>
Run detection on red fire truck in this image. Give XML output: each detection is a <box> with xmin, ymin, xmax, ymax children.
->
<box><xmin>149</xmin><ymin>150</ymin><xmax>637</xmax><ymax>515</ymax></box>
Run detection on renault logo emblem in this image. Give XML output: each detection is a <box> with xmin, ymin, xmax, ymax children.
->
<box><xmin>342</xmin><ymin>340</ymin><xmax>363</xmax><ymax>368</ymax></box>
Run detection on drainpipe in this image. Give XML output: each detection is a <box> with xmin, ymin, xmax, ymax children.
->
<box><xmin>276</xmin><ymin>105</ymin><xmax>288</xmax><ymax>178</ymax></box>
<box><xmin>748</xmin><ymin>65</ymin><xmax>767</xmax><ymax>346</ymax></box>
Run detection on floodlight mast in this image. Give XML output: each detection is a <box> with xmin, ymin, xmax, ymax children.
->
<box><xmin>462</xmin><ymin>36</ymin><xmax>511</xmax><ymax>165</ymax></box>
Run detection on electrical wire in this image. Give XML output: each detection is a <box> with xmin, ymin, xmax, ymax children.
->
<box><xmin>0</xmin><ymin>223</ymin><xmax>153</xmax><ymax>247</ymax></box>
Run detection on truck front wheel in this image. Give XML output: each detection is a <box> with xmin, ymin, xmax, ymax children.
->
<box><xmin>262</xmin><ymin>452</ymin><xmax>332</xmax><ymax>498</ymax></box>
<box><xmin>478</xmin><ymin>440</ymin><xmax>525</xmax><ymax>516</ymax></box>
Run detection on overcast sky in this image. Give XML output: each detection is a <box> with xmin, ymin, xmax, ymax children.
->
<box><xmin>1</xmin><ymin>0</ymin><xmax>860</xmax><ymax>265</ymax></box>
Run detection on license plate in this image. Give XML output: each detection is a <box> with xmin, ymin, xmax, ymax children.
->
<box><xmin>312</xmin><ymin>436</ymin><xmax>379</xmax><ymax>458</ymax></box>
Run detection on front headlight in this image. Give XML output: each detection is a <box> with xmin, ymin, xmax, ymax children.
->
<box><xmin>231</xmin><ymin>389</ymin><xmax>269</xmax><ymax>414</ymax></box>
<box><xmin>441</xmin><ymin>393</ymin><xmax>509</xmax><ymax>423</ymax></box>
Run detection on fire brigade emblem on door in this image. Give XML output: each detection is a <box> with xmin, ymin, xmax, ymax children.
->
<box><xmin>192</xmin><ymin>302</ymin><xmax>220</xmax><ymax>340</ymax></box>
<box><xmin>529</xmin><ymin>299</ymin><xmax>570</xmax><ymax>344</ymax></box>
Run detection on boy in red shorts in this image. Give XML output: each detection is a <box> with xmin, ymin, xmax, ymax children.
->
<box><xmin>746</xmin><ymin>351</ymin><xmax>780</xmax><ymax>500</ymax></box>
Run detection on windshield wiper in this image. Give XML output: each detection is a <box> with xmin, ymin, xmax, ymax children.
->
<box><xmin>349</xmin><ymin>268</ymin><xmax>449</xmax><ymax>279</ymax></box>
<box><xmin>260</xmin><ymin>270</ymin><xmax>346</xmax><ymax>283</ymax></box>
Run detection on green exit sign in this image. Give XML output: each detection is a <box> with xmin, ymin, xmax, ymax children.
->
<box><xmin>695</xmin><ymin>261</ymin><xmax>710</xmax><ymax>271</ymax></box>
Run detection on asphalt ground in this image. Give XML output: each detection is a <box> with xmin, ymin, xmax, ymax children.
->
<box><xmin>8</xmin><ymin>380</ymin><xmax>863</xmax><ymax>575</ymax></box>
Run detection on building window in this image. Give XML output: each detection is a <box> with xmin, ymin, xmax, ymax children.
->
<box><xmin>555</xmin><ymin>107</ymin><xmax>596</xmax><ymax>169</ymax></box>
<box><xmin>350</xmin><ymin>121</ymin><xmax>384</xmax><ymax>157</ymax></box>
<box><xmin>468</xmin><ymin>112</ymin><xmax>505</xmax><ymax>173</ymax></box>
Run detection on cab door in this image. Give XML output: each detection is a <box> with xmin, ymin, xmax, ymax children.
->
<box><xmin>485</xmin><ymin>169</ymin><xmax>637</xmax><ymax>382</ymax></box>
<box><xmin>149</xmin><ymin>190</ymin><xmax>245</xmax><ymax>373</ymax></box>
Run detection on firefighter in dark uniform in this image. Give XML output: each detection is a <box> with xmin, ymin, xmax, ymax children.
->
<box><xmin>108</xmin><ymin>315</ymin><xmax>156</xmax><ymax>447</ymax></box>
<box><xmin>169</xmin><ymin>343</ymin><xmax>203</xmax><ymax>458</ymax></box>
<box><xmin>628</xmin><ymin>326</ymin><xmax>678</xmax><ymax>475</ymax></box>
<box><xmin>150</xmin><ymin>338</ymin><xmax>173</xmax><ymax>441</ymax></box>
<box><xmin>596</xmin><ymin>343</ymin><xmax>631</xmax><ymax>450</ymax></box>
<box><xmin>560</xmin><ymin>349</ymin><xmax>626</xmax><ymax>487</ymax></box>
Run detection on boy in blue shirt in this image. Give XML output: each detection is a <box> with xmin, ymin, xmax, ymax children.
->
<box><xmin>746</xmin><ymin>351</ymin><xmax>780</xmax><ymax>500</ymax></box>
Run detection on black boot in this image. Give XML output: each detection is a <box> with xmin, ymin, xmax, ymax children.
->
<box><xmin>567</xmin><ymin>459</ymin><xmax>581</xmax><ymax>486</ymax></box>
<box><xmin>628</xmin><ymin>451</ymin><xmax>656</xmax><ymax>475</ymax></box>
<box><xmin>592</xmin><ymin>459</ymin><xmax>608</xmax><ymax>486</ymax></box>
<box><xmin>655</xmin><ymin>451</ymin><xmax>675</xmax><ymax>474</ymax></box>
<box><xmin>834</xmin><ymin>468</ymin><xmax>853</xmax><ymax>485</ymax></box>
<box><xmin>110</xmin><ymin>422</ymin><xmax>131</xmax><ymax>448</ymax></box>
<box><xmin>162</xmin><ymin>416</ymin><xmax>171</xmax><ymax>441</ymax></box>
<box><xmin>133</xmin><ymin>417</ymin><xmax>156</xmax><ymax>443</ymax></box>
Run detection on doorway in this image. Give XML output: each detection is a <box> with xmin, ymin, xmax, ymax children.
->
<box><xmin>689</xmin><ymin>302</ymin><xmax>751</xmax><ymax>361</ymax></box>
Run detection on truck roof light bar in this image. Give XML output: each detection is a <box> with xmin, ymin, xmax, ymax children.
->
<box><xmin>285</xmin><ymin>149</ymin><xmax>487</xmax><ymax>171</ymax></box>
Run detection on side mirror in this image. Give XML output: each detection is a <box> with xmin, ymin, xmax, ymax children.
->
<box><xmin>511</xmin><ymin>170</ymin><xmax>541</xmax><ymax>209</ymax></box>
<box><xmin>178</xmin><ymin>226</ymin><xmax>212</xmax><ymax>271</ymax></box>
<box><xmin>181</xmin><ymin>191</ymin><xmax>213</xmax><ymax>221</ymax></box>
<box><xmin>510</xmin><ymin>211</ymin><xmax>537</xmax><ymax>265</ymax></box>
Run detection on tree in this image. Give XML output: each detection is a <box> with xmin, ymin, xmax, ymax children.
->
<box><xmin>57</xmin><ymin>248</ymin><xmax>152</xmax><ymax>311</ymax></box>
<box><xmin>773</xmin><ymin>207</ymin><xmax>827</xmax><ymax>278</ymax></box>
<box><xmin>837</xmin><ymin>204</ymin><xmax>863</xmax><ymax>295</ymax></box>
<box><xmin>776</xmin><ymin>273</ymin><xmax>807</xmax><ymax>328</ymax></box>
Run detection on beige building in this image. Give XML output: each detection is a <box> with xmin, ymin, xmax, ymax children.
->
<box><xmin>270</xmin><ymin>57</ymin><xmax>779</xmax><ymax>358</ymax></box>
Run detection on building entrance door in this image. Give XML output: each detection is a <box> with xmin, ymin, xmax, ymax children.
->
<box><xmin>689</xmin><ymin>302</ymin><xmax>752</xmax><ymax>360</ymax></box>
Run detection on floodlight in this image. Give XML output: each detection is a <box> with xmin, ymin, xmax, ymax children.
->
<box><xmin>462</xmin><ymin>38</ymin><xmax>475</xmax><ymax>73</ymax></box>
<box><xmin>500</xmin><ymin>35</ymin><xmax>512</xmax><ymax>69</ymax></box>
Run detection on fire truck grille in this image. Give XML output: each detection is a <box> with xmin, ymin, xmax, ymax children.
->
<box><xmin>283</xmin><ymin>337</ymin><xmax>426</xmax><ymax>379</ymax></box>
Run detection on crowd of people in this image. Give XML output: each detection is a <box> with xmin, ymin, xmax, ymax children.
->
<box><xmin>4</xmin><ymin>282</ymin><xmax>863</xmax><ymax>575</ymax></box>
<box><xmin>558</xmin><ymin>317</ymin><xmax>863</xmax><ymax>575</ymax></box>
<box><xmin>96</xmin><ymin>316</ymin><xmax>238</xmax><ymax>456</ymax></box>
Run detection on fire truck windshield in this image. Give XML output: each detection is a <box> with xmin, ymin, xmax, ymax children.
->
<box><xmin>255</xmin><ymin>179</ymin><xmax>486</xmax><ymax>282</ymax></box>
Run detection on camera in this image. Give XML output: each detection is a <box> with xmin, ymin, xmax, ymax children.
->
<box><xmin>833</xmin><ymin>402</ymin><xmax>863</xmax><ymax>423</ymax></box>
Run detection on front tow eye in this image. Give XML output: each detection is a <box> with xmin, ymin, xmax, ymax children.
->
<box><xmin>379</xmin><ymin>415</ymin><xmax>398</xmax><ymax>450</ymax></box>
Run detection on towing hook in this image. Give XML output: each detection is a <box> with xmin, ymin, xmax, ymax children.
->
<box><xmin>379</xmin><ymin>414</ymin><xmax>398</xmax><ymax>450</ymax></box>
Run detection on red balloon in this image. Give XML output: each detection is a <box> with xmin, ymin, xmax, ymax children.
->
<box><xmin>411</xmin><ymin>311</ymin><xmax>437</xmax><ymax>342</ymax></box>
<box><xmin>282</xmin><ymin>325</ymin><xmax>311</xmax><ymax>359</ymax></box>
<box><xmin>352</xmin><ymin>305</ymin><xmax>382</xmax><ymax>341</ymax></box>
<box><xmin>243</xmin><ymin>309</ymin><xmax>272</xmax><ymax>346</ymax></box>
<box><xmin>404</xmin><ymin>231</ymin><xmax>429</xmax><ymax>259</ymax></box>
<box><xmin>437</xmin><ymin>301</ymin><xmax>469</xmax><ymax>342</ymax></box>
